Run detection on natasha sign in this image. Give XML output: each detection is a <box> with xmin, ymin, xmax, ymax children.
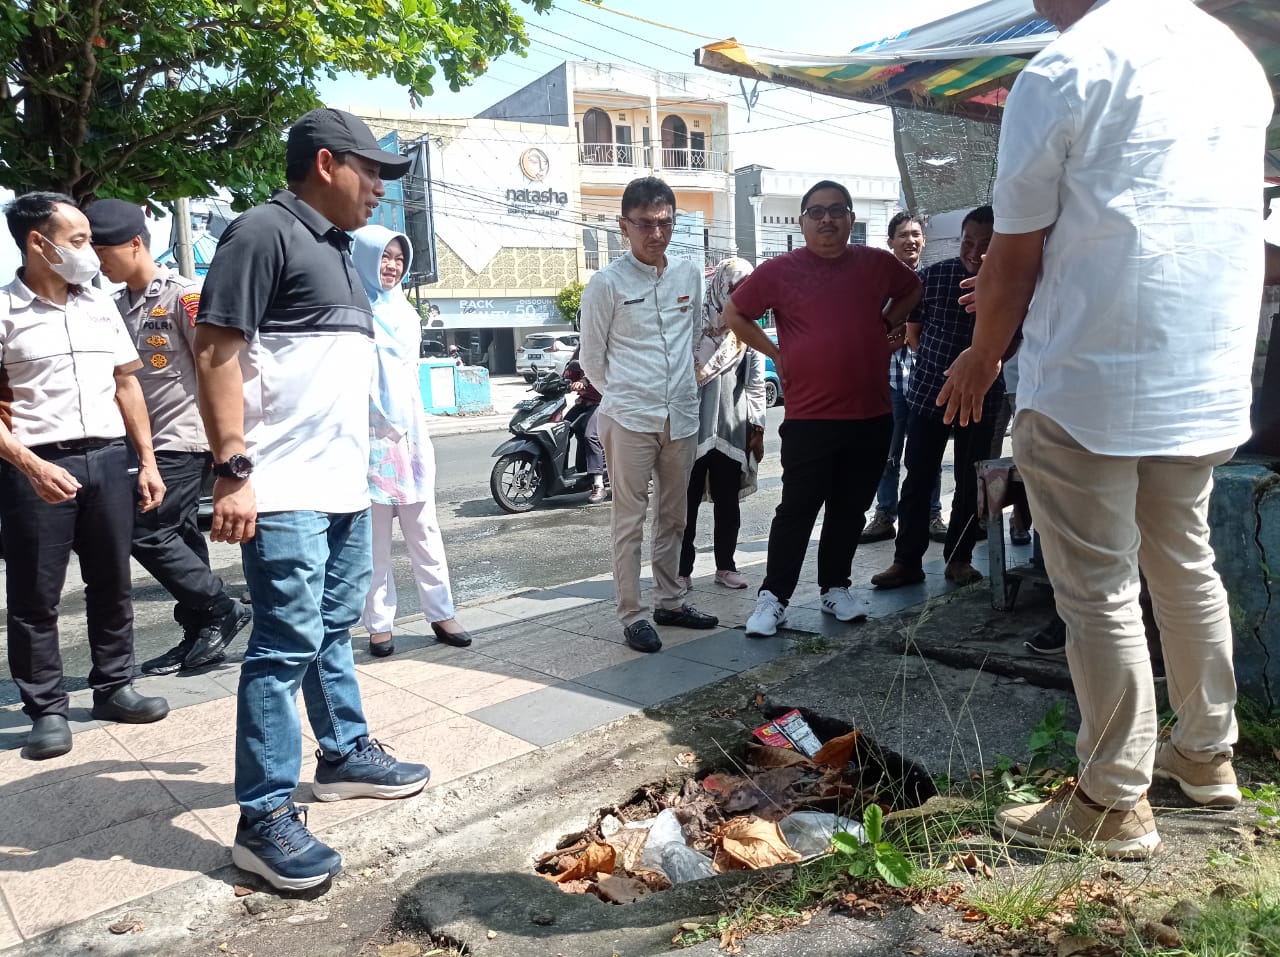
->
<box><xmin>433</xmin><ymin>127</ymin><xmax>578</xmax><ymax>275</ymax></box>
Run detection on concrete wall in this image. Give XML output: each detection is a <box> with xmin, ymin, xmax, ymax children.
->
<box><xmin>478</xmin><ymin>63</ymin><xmax>570</xmax><ymax>126</ymax></box>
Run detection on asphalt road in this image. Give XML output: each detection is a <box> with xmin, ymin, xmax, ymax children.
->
<box><xmin>0</xmin><ymin>406</ymin><xmax>798</xmax><ymax>707</ymax></box>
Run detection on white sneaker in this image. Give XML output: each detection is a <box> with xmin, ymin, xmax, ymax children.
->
<box><xmin>745</xmin><ymin>590</ymin><xmax>786</xmax><ymax>637</ymax></box>
<box><xmin>820</xmin><ymin>586</ymin><xmax>864</xmax><ymax>622</ymax></box>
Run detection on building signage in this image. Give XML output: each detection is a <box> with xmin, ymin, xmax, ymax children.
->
<box><xmin>419</xmin><ymin>295</ymin><xmax>562</xmax><ymax>329</ymax></box>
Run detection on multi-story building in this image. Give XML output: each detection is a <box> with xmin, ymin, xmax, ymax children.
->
<box><xmin>359</xmin><ymin>113</ymin><xmax>582</xmax><ymax>374</ymax></box>
<box><xmin>479</xmin><ymin>61</ymin><xmax>738</xmax><ymax>275</ymax></box>
<box><xmin>734</xmin><ymin>165</ymin><xmax>901</xmax><ymax>264</ymax></box>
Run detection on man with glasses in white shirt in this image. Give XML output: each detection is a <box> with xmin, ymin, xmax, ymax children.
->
<box><xmin>580</xmin><ymin>176</ymin><xmax>719</xmax><ymax>653</ymax></box>
<box><xmin>940</xmin><ymin>0</ymin><xmax>1271</xmax><ymax>859</ymax></box>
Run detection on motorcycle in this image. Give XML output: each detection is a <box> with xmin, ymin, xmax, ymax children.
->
<box><xmin>490</xmin><ymin>367</ymin><xmax>599</xmax><ymax>512</ymax></box>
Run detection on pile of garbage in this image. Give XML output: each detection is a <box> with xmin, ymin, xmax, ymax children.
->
<box><xmin>534</xmin><ymin>707</ymin><xmax>936</xmax><ymax>904</ymax></box>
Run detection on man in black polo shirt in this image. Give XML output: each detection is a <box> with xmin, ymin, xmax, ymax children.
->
<box><xmin>195</xmin><ymin>108</ymin><xmax>430</xmax><ymax>892</ymax></box>
<box><xmin>872</xmin><ymin>205</ymin><xmax>1003</xmax><ymax>590</ymax></box>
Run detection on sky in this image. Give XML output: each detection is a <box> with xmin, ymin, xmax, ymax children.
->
<box><xmin>318</xmin><ymin>0</ymin><xmax>989</xmax><ymax>176</ymax></box>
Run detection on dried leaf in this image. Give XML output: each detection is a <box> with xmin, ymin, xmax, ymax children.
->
<box><xmin>1141</xmin><ymin>921</ymin><xmax>1181</xmax><ymax>947</ymax></box>
<box><xmin>554</xmin><ymin>879</ymin><xmax>594</xmax><ymax>895</ymax></box>
<box><xmin>594</xmin><ymin>875</ymin><xmax>651</xmax><ymax>904</ymax></box>
<box><xmin>675</xmin><ymin>751</ymin><xmax>696</xmax><ymax>768</ymax></box>
<box><xmin>233</xmin><ymin>885</ymin><xmax>254</xmax><ymax>898</ymax></box>
<box><xmin>745</xmin><ymin>744</ymin><xmax>813</xmax><ymax>770</ymax></box>
<box><xmin>680</xmin><ymin>922</ymin><xmax>702</xmax><ymax>931</ymax></box>
<box><xmin>378</xmin><ymin>944</ymin><xmax>421</xmax><ymax>957</ymax></box>
<box><xmin>712</xmin><ymin>817</ymin><xmax>802</xmax><ymax>871</ymax></box>
<box><xmin>950</xmin><ymin>851</ymin><xmax>994</xmax><ymax>879</ymax></box>
<box><xmin>812</xmin><ymin>730</ymin><xmax>861</xmax><ymax>768</ymax></box>
<box><xmin>551</xmin><ymin>842</ymin><xmax>616</xmax><ymax>883</ymax></box>
<box><xmin>108</xmin><ymin>920</ymin><xmax>143</xmax><ymax>935</ymax></box>
<box><xmin>605</xmin><ymin>828</ymin><xmax>648</xmax><ymax>873</ymax></box>
<box><xmin>629</xmin><ymin>865</ymin><xmax>672</xmax><ymax>892</ymax></box>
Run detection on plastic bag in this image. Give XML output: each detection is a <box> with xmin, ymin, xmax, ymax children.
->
<box><xmin>778</xmin><ymin>811</ymin><xmax>865</xmax><ymax>859</ymax></box>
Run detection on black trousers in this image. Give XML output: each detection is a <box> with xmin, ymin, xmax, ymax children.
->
<box><xmin>131</xmin><ymin>450</ymin><xmax>231</xmax><ymax>632</ymax></box>
<box><xmin>1</xmin><ymin>440</ymin><xmax>136</xmax><ymax>717</ymax></box>
<box><xmin>895</xmin><ymin>410</ymin><xmax>995</xmax><ymax>570</ymax></box>
<box><xmin>679</xmin><ymin>448</ymin><xmax>744</xmax><ymax>576</ymax></box>
<box><xmin>566</xmin><ymin>401</ymin><xmax>605</xmax><ymax>475</ymax></box>
<box><xmin>761</xmin><ymin>416</ymin><xmax>892</xmax><ymax>602</ymax></box>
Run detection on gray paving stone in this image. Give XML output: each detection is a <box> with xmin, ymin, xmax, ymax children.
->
<box><xmin>665</xmin><ymin>628</ymin><xmax>792</xmax><ymax>672</ymax></box>
<box><xmin>467</xmin><ymin>681</ymin><xmax>639</xmax><ymax>747</ymax></box>
<box><xmin>574</xmin><ymin>652</ymin><xmax>734</xmax><ymax>706</ymax></box>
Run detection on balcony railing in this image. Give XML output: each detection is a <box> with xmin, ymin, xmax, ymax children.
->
<box><xmin>577</xmin><ymin>143</ymin><xmax>728</xmax><ymax>174</ymax></box>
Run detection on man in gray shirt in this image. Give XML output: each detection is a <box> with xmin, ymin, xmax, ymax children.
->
<box><xmin>579</xmin><ymin>177</ymin><xmax>718</xmax><ymax>652</ymax></box>
<box><xmin>87</xmin><ymin>199</ymin><xmax>252</xmax><ymax>676</ymax></box>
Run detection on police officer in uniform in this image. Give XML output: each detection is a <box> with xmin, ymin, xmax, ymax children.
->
<box><xmin>0</xmin><ymin>192</ymin><xmax>170</xmax><ymax>760</ymax></box>
<box><xmin>86</xmin><ymin>200</ymin><xmax>252</xmax><ymax>675</ymax></box>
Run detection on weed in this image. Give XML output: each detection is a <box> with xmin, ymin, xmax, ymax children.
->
<box><xmin>1241</xmin><ymin>782</ymin><xmax>1280</xmax><ymax>833</ymax></box>
<box><xmin>1025</xmin><ymin>700</ymin><xmax>1077</xmax><ymax>776</ymax></box>
<box><xmin>793</xmin><ymin>635</ymin><xmax>832</xmax><ymax>655</ymax></box>
<box><xmin>961</xmin><ymin>858</ymin><xmax>1087</xmax><ymax>931</ymax></box>
<box><xmin>831</xmin><ymin>804</ymin><xmax>914</xmax><ymax>888</ymax></box>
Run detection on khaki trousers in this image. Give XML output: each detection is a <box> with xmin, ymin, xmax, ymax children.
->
<box><xmin>598</xmin><ymin>413</ymin><xmax>697</xmax><ymax>626</ymax></box>
<box><xmin>1013</xmin><ymin>410</ymin><xmax>1237</xmax><ymax>807</ymax></box>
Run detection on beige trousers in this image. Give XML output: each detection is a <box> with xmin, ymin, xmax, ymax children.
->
<box><xmin>598</xmin><ymin>413</ymin><xmax>697</xmax><ymax>626</ymax></box>
<box><xmin>1012</xmin><ymin>410</ymin><xmax>1237</xmax><ymax>808</ymax></box>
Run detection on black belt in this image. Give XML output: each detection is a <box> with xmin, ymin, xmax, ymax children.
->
<box><xmin>30</xmin><ymin>437</ymin><xmax>121</xmax><ymax>454</ymax></box>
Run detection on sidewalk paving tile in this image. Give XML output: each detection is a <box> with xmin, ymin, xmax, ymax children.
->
<box><xmin>365</xmin><ymin>688</ymin><xmax>455</xmax><ymax>738</ymax></box>
<box><xmin>481</xmin><ymin>589</ymin><xmax>596</xmax><ymax>621</ymax></box>
<box><xmin>479</xmin><ymin>630</ymin><xmax>643</xmax><ymax>681</ymax></box>
<box><xmin>132</xmin><ymin>669</ymin><xmax>235</xmax><ymax>710</ymax></box>
<box><xmin>142</xmin><ymin>737</ymin><xmax>239</xmax><ymax>808</ymax></box>
<box><xmin>547</xmin><ymin>577</ymin><xmax>616</xmax><ymax>601</ymax></box>
<box><xmin>574</xmin><ymin>653</ymin><xmax>734</xmax><ymax>707</ymax></box>
<box><xmin>0</xmin><ymin>806</ymin><xmax>228</xmax><ymax>939</ymax></box>
<box><xmin>0</xmin><ymin>727</ymin><xmax>135</xmax><ymax>797</ymax></box>
<box><xmin>665</xmin><ymin>629</ymin><xmax>794</xmax><ymax>672</ymax></box>
<box><xmin>106</xmin><ymin>695</ymin><xmax>237</xmax><ymax>761</ymax></box>
<box><xmin>380</xmin><ymin>712</ymin><xmax>537</xmax><ymax>785</ymax></box>
<box><xmin>398</xmin><ymin>659</ymin><xmax>555</xmax><ymax>714</ymax></box>
<box><xmin>467</xmin><ymin>682</ymin><xmax>639</xmax><ymax>747</ymax></box>
<box><xmin>0</xmin><ymin>904</ymin><xmax>21</xmax><ymax>950</ymax></box>
<box><xmin>2</xmin><ymin>764</ymin><xmax>178</xmax><ymax>854</ymax></box>
<box><xmin>355</xmin><ymin>645</ymin><xmax>483</xmax><ymax>689</ymax></box>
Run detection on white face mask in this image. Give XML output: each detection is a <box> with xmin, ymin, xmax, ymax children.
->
<box><xmin>40</xmin><ymin>239</ymin><xmax>99</xmax><ymax>285</ymax></box>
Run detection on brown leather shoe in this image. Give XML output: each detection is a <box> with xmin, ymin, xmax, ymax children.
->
<box><xmin>870</xmin><ymin>563</ymin><xmax>925</xmax><ymax>589</ymax></box>
<box><xmin>944</xmin><ymin>561</ymin><xmax>983</xmax><ymax>586</ymax></box>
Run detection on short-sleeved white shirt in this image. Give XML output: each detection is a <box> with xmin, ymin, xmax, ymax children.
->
<box><xmin>0</xmin><ymin>274</ymin><xmax>139</xmax><ymax>445</ymax></box>
<box><xmin>994</xmin><ymin>0</ymin><xmax>1273</xmax><ymax>457</ymax></box>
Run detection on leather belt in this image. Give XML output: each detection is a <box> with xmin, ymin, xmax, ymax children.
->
<box><xmin>30</xmin><ymin>437</ymin><xmax>121</xmax><ymax>454</ymax></box>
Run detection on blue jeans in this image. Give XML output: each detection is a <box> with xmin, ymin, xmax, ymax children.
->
<box><xmin>235</xmin><ymin>510</ymin><xmax>373</xmax><ymax>819</ymax></box>
<box><xmin>875</xmin><ymin>386</ymin><xmax>943</xmax><ymax>520</ymax></box>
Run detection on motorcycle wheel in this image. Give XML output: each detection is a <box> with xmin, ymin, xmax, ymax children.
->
<box><xmin>491</xmin><ymin>452</ymin><xmax>546</xmax><ymax>513</ymax></box>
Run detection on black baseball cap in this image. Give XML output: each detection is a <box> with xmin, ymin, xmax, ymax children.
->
<box><xmin>84</xmin><ymin>199</ymin><xmax>147</xmax><ymax>246</ymax></box>
<box><xmin>286</xmin><ymin>108</ymin><xmax>411</xmax><ymax>180</ymax></box>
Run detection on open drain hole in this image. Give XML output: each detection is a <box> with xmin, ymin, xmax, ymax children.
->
<box><xmin>532</xmin><ymin>706</ymin><xmax>937</xmax><ymax>904</ymax></box>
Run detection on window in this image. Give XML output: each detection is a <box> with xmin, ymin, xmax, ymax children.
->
<box><xmin>582</xmin><ymin>108</ymin><xmax>613</xmax><ymax>164</ymax></box>
<box><xmin>661</xmin><ymin>115</ymin><xmax>688</xmax><ymax>169</ymax></box>
<box><xmin>690</xmin><ymin>131</ymin><xmax>706</xmax><ymax>169</ymax></box>
<box><xmin>616</xmin><ymin>125</ymin><xmax>633</xmax><ymax>166</ymax></box>
<box><xmin>850</xmin><ymin>222</ymin><xmax>868</xmax><ymax>245</ymax></box>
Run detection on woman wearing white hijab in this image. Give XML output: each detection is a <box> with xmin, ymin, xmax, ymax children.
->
<box><xmin>677</xmin><ymin>258</ymin><xmax>767</xmax><ymax>591</ymax></box>
<box><xmin>351</xmin><ymin>225</ymin><xmax>471</xmax><ymax>656</ymax></box>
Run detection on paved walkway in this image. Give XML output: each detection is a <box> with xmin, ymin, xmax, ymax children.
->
<box><xmin>0</xmin><ymin>531</ymin><xmax>1018</xmax><ymax>951</ymax></box>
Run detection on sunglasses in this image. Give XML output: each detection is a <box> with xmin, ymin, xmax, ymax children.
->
<box><xmin>801</xmin><ymin>203</ymin><xmax>853</xmax><ymax>222</ymax></box>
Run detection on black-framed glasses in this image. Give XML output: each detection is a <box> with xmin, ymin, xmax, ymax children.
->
<box><xmin>622</xmin><ymin>216</ymin><xmax>675</xmax><ymax>234</ymax></box>
<box><xmin>801</xmin><ymin>203</ymin><xmax>853</xmax><ymax>222</ymax></box>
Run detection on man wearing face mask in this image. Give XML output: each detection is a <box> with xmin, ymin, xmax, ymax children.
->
<box><xmin>0</xmin><ymin>191</ymin><xmax>170</xmax><ymax>761</ymax></box>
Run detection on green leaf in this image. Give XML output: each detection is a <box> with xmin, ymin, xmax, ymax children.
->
<box><xmin>831</xmin><ymin>831</ymin><xmax>862</xmax><ymax>855</ymax></box>
<box><xmin>846</xmin><ymin>858</ymin><xmax>870</xmax><ymax>877</ymax></box>
<box><xmin>873</xmin><ymin>845</ymin><xmax>914</xmax><ymax>888</ymax></box>
<box><xmin>862</xmin><ymin>803</ymin><xmax>884</xmax><ymax>845</ymax></box>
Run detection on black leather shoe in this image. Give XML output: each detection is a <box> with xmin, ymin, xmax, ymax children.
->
<box><xmin>368</xmin><ymin>637</ymin><xmax>396</xmax><ymax>658</ymax></box>
<box><xmin>653</xmin><ymin>604</ymin><xmax>719</xmax><ymax>629</ymax></box>
<box><xmin>623</xmin><ymin>619</ymin><xmax>662</xmax><ymax>653</ymax></box>
<box><xmin>431</xmin><ymin>622</ymin><xmax>473</xmax><ymax>648</ymax></box>
<box><xmin>91</xmin><ymin>685</ymin><xmax>169</xmax><ymax>724</ymax></box>
<box><xmin>27</xmin><ymin>715</ymin><xmax>72</xmax><ymax>760</ymax></box>
<box><xmin>184</xmin><ymin>601</ymin><xmax>253</xmax><ymax>669</ymax></box>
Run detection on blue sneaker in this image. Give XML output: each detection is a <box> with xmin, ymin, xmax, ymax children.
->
<box><xmin>232</xmin><ymin>802</ymin><xmax>341</xmax><ymax>891</ymax></box>
<box><xmin>311</xmin><ymin>736</ymin><xmax>431</xmax><ymax>802</ymax></box>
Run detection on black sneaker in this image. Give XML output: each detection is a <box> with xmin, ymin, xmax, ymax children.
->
<box><xmin>311</xmin><ymin>736</ymin><xmax>431</xmax><ymax>802</ymax></box>
<box><xmin>232</xmin><ymin>802</ymin><xmax>341</xmax><ymax>891</ymax></box>
<box><xmin>623</xmin><ymin>619</ymin><xmax>662</xmax><ymax>653</ymax></box>
<box><xmin>184</xmin><ymin>601</ymin><xmax>253</xmax><ymax>669</ymax></box>
<box><xmin>1024</xmin><ymin>617</ymin><xmax>1067</xmax><ymax>655</ymax></box>
<box><xmin>139</xmin><ymin>635</ymin><xmax>198</xmax><ymax>676</ymax></box>
<box><xmin>652</xmin><ymin>604</ymin><xmax>719</xmax><ymax>629</ymax></box>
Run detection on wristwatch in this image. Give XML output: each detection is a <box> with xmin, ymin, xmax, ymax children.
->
<box><xmin>212</xmin><ymin>453</ymin><xmax>254</xmax><ymax>480</ymax></box>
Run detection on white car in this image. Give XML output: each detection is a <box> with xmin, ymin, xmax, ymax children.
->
<box><xmin>516</xmin><ymin>332</ymin><xmax>579</xmax><ymax>382</ymax></box>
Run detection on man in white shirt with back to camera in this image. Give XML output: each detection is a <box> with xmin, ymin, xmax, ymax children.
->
<box><xmin>941</xmin><ymin>0</ymin><xmax>1272</xmax><ymax>859</ymax></box>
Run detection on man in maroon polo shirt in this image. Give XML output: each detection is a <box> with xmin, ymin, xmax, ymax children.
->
<box><xmin>723</xmin><ymin>180</ymin><xmax>922</xmax><ymax>636</ymax></box>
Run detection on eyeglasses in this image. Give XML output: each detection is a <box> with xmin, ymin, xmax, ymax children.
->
<box><xmin>801</xmin><ymin>203</ymin><xmax>853</xmax><ymax>222</ymax></box>
<box><xmin>622</xmin><ymin>216</ymin><xmax>675</xmax><ymax>234</ymax></box>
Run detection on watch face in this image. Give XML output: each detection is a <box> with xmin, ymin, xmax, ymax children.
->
<box><xmin>216</xmin><ymin>454</ymin><xmax>253</xmax><ymax>479</ymax></box>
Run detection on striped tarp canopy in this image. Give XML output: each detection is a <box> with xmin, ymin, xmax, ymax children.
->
<box><xmin>696</xmin><ymin>0</ymin><xmax>1280</xmax><ymax>180</ymax></box>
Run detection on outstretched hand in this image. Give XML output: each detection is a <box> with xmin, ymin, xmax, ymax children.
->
<box><xmin>937</xmin><ymin>347</ymin><xmax>1001</xmax><ymax>426</ymax></box>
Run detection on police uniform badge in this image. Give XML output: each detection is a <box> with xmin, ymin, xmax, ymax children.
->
<box><xmin>150</xmin><ymin>353</ymin><xmax>169</xmax><ymax>369</ymax></box>
<box><xmin>145</xmin><ymin>334</ymin><xmax>168</xmax><ymax>348</ymax></box>
<box><xmin>179</xmin><ymin>292</ymin><xmax>201</xmax><ymax>328</ymax></box>
<box><xmin>150</xmin><ymin>305</ymin><xmax>167</xmax><ymax>318</ymax></box>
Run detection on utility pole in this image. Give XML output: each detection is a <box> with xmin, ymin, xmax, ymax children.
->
<box><xmin>174</xmin><ymin>197</ymin><xmax>196</xmax><ymax>279</ymax></box>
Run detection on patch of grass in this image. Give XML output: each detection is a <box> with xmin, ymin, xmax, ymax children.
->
<box><xmin>1125</xmin><ymin>872</ymin><xmax>1280</xmax><ymax>956</ymax></box>
<box><xmin>961</xmin><ymin>858</ymin><xmax>1089</xmax><ymax>931</ymax></box>
<box><xmin>793</xmin><ymin>635</ymin><xmax>832</xmax><ymax>655</ymax></box>
<box><xmin>1237</xmin><ymin>696</ymin><xmax>1280</xmax><ymax>766</ymax></box>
